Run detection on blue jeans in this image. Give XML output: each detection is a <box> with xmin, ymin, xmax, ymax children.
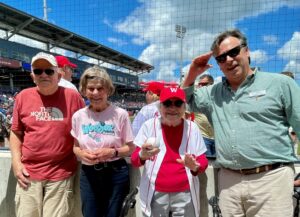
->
<box><xmin>80</xmin><ymin>159</ymin><xmax>130</xmax><ymax>217</ymax></box>
<box><xmin>203</xmin><ymin>137</ymin><xmax>216</xmax><ymax>158</ymax></box>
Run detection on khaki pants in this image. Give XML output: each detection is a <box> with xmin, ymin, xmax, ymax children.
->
<box><xmin>15</xmin><ymin>175</ymin><xmax>75</xmax><ymax>217</ymax></box>
<box><xmin>218</xmin><ymin>165</ymin><xmax>294</xmax><ymax>217</ymax></box>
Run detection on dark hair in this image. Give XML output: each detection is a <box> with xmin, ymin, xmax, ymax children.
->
<box><xmin>281</xmin><ymin>71</ymin><xmax>294</xmax><ymax>79</ymax></box>
<box><xmin>210</xmin><ymin>29</ymin><xmax>248</xmax><ymax>53</ymax></box>
<box><xmin>199</xmin><ymin>74</ymin><xmax>214</xmax><ymax>84</ymax></box>
<box><xmin>211</xmin><ymin>29</ymin><xmax>250</xmax><ymax>64</ymax></box>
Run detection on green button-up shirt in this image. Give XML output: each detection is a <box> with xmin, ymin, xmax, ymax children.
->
<box><xmin>184</xmin><ymin>70</ymin><xmax>300</xmax><ymax>169</ymax></box>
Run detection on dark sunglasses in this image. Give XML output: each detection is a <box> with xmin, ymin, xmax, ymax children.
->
<box><xmin>215</xmin><ymin>44</ymin><xmax>246</xmax><ymax>63</ymax></box>
<box><xmin>198</xmin><ymin>82</ymin><xmax>211</xmax><ymax>86</ymax></box>
<box><xmin>162</xmin><ymin>100</ymin><xmax>184</xmax><ymax>108</ymax></box>
<box><xmin>33</xmin><ymin>69</ymin><xmax>55</xmax><ymax>76</ymax></box>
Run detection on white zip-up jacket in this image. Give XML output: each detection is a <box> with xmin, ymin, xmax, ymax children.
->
<box><xmin>133</xmin><ymin>117</ymin><xmax>207</xmax><ymax>217</ymax></box>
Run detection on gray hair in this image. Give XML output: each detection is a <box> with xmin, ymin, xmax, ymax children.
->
<box><xmin>79</xmin><ymin>66</ymin><xmax>115</xmax><ymax>96</ymax></box>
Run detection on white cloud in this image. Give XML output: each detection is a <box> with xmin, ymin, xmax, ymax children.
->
<box><xmin>263</xmin><ymin>35</ymin><xmax>278</xmax><ymax>45</ymax></box>
<box><xmin>107</xmin><ymin>37</ymin><xmax>128</xmax><ymax>46</ymax></box>
<box><xmin>182</xmin><ymin>63</ymin><xmax>191</xmax><ymax>78</ymax></box>
<box><xmin>132</xmin><ymin>37</ymin><xmax>146</xmax><ymax>46</ymax></box>
<box><xmin>251</xmin><ymin>50</ymin><xmax>269</xmax><ymax>64</ymax></box>
<box><xmin>113</xmin><ymin>0</ymin><xmax>300</xmax><ymax>81</ymax></box>
<box><xmin>277</xmin><ymin>32</ymin><xmax>300</xmax><ymax>76</ymax></box>
<box><xmin>277</xmin><ymin>32</ymin><xmax>300</xmax><ymax>60</ymax></box>
<box><xmin>283</xmin><ymin>60</ymin><xmax>300</xmax><ymax>73</ymax></box>
<box><xmin>156</xmin><ymin>60</ymin><xmax>177</xmax><ymax>82</ymax></box>
<box><xmin>103</xmin><ymin>18</ymin><xmax>113</xmax><ymax>28</ymax></box>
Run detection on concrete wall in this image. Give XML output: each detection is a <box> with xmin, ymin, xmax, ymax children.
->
<box><xmin>1</xmin><ymin>150</ymin><xmax>298</xmax><ymax>217</ymax></box>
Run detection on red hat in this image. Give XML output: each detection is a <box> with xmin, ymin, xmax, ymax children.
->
<box><xmin>55</xmin><ymin>56</ymin><xmax>77</xmax><ymax>68</ymax></box>
<box><xmin>160</xmin><ymin>87</ymin><xmax>186</xmax><ymax>102</ymax></box>
<box><xmin>142</xmin><ymin>81</ymin><xmax>164</xmax><ymax>96</ymax></box>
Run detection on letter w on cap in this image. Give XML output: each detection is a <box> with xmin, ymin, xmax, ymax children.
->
<box><xmin>170</xmin><ymin>88</ymin><xmax>178</xmax><ymax>92</ymax></box>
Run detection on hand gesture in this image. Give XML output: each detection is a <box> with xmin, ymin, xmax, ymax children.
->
<box><xmin>176</xmin><ymin>153</ymin><xmax>200</xmax><ymax>172</ymax></box>
<box><xmin>139</xmin><ymin>143</ymin><xmax>160</xmax><ymax>161</ymax></box>
<box><xmin>93</xmin><ymin>147</ymin><xmax>116</xmax><ymax>162</ymax></box>
<box><xmin>183</xmin><ymin>52</ymin><xmax>213</xmax><ymax>87</ymax></box>
<box><xmin>78</xmin><ymin>149</ymin><xmax>98</xmax><ymax>164</ymax></box>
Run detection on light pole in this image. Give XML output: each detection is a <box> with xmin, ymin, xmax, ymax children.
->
<box><xmin>175</xmin><ymin>24</ymin><xmax>186</xmax><ymax>83</ymax></box>
<box><xmin>43</xmin><ymin>0</ymin><xmax>48</xmax><ymax>21</ymax></box>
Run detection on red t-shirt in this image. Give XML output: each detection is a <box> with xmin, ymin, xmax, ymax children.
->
<box><xmin>11</xmin><ymin>87</ymin><xmax>84</xmax><ymax>181</ymax></box>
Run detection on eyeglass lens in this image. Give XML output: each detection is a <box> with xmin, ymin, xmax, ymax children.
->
<box><xmin>215</xmin><ymin>44</ymin><xmax>245</xmax><ymax>63</ymax></box>
<box><xmin>198</xmin><ymin>82</ymin><xmax>210</xmax><ymax>86</ymax></box>
<box><xmin>33</xmin><ymin>69</ymin><xmax>55</xmax><ymax>76</ymax></box>
<box><xmin>163</xmin><ymin>100</ymin><xmax>184</xmax><ymax>108</ymax></box>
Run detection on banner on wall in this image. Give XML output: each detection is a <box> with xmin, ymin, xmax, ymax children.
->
<box><xmin>0</xmin><ymin>57</ymin><xmax>21</xmax><ymax>69</ymax></box>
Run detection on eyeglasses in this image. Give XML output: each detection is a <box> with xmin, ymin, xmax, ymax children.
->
<box><xmin>198</xmin><ymin>82</ymin><xmax>211</xmax><ymax>87</ymax></box>
<box><xmin>33</xmin><ymin>69</ymin><xmax>55</xmax><ymax>76</ymax></box>
<box><xmin>215</xmin><ymin>44</ymin><xmax>246</xmax><ymax>63</ymax></box>
<box><xmin>162</xmin><ymin>100</ymin><xmax>184</xmax><ymax>108</ymax></box>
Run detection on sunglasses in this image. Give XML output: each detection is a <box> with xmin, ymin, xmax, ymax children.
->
<box><xmin>198</xmin><ymin>82</ymin><xmax>211</xmax><ymax>86</ymax></box>
<box><xmin>215</xmin><ymin>44</ymin><xmax>246</xmax><ymax>63</ymax></box>
<box><xmin>162</xmin><ymin>100</ymin><xmax>184</xmax><ymax>108</ymax></box>
<box><xmin>33</xmin><ymin>69</ymin><xmax>55</xmax><ymax>76</ymax></box>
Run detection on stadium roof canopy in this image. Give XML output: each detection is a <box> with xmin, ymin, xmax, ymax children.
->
<box><xmin>0</xmin><ymin>2</ymin><xmax>154</xmax><ymax>75</ymax></box>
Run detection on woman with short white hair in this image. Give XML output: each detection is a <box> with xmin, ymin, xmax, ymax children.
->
<box><xmin>131</xmin><ymin>86</ymin><xmax>208</xmax><ymax>217</ymax></box>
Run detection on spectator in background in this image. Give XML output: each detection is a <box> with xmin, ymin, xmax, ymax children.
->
<box><xmin>5</xmin><ymin>113</ymin><xmax>12</xmax><ymax>139</ymax></box>
<box><xmin>182</xmin><ymin>29</ymin><xmax>300</xmax><ymax>216</ymax></box>
<box><xmin>0</xmin><ymin>112</ymin><xmax>6</xmax><ymax>147</ymax></box>
<box><xmin>10</xmin><ymin>52</ymin><xmax>84</xmax><ymax>217</ymax></box>
<box><xmin>71</xmin><ymin>66</ymin><xmax>135</xmax><ymax>217</ymax></box>
<box><xmin>56</xmin><ymin>55</ymin><xmax>78</xmax><ymax>91</ymax></box>
<box><xmin>131</xmin><ymin>87</ymin><xmax>208</xmax><ymax>217</ymax></box>
<box><xmin>194</xmin><ymin>74</ymin><xmax>215</xmax><ymax>158</ymax></box>
<box><xmin>281</xmin><ymin>71</ymin><xmax>295</xmax><ymax>79</ymax></box>
<box><xmin>132</xmin><ymin>81</ymin><xmax>164</xmax><ymax>136</ymax></box>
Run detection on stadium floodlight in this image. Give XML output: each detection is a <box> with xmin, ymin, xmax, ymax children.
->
<box><xmin>175</xmin><ymin>24</ymin><xmax>186</xmax><ymax>83</ymax></box>
<box><xmin>43</xmin><ymin>0</ymin><xmax>48</xmax><ymax>21</ymax></box>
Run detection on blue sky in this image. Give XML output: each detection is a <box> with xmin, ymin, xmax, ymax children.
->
<box><xmin>2</xmin><ymin>0</ymin><xmax>300</xmax><ymax>84</ymax></box>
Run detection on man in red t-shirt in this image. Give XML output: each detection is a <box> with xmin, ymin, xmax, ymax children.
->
<box><xmin>10</xmin><ymin>52</ymin><xmax>84</xmax><ymax>217</ymax></box>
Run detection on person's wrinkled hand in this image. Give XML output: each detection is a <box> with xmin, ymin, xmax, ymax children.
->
<box><xmin>12</xmin><ymin>162</ymin><xmax>30</xmax><ymax>189</ymax></box>
<box><xmin>139</xmin><ymin>143</ymin><xmax>160</xmax><ymax>161</ymax></box>
<box><xmin>78</xmin><ymin>149</ymin><xmax>98</xmax><ymax>164</ymax></box>
<box><xmin>176</xmin><ymin>153</ymin><xmax>200</xmax><ymax>172</ymax></box>
<box><xmin>93</xmin><ymin>147</ymin><xmax>116</xmax><ymax>162</ymax></box>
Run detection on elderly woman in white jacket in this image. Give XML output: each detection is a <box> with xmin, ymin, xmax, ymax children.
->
<box><xmin>131</xmin><ymin>87</ymin><xmax>208</xmax><ymax>217</ymax></box>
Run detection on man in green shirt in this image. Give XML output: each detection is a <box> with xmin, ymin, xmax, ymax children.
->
<box><xmin>182</xmin><ymin>29</ymin><xmax>300</xmax><ymax>217</ymax></box>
